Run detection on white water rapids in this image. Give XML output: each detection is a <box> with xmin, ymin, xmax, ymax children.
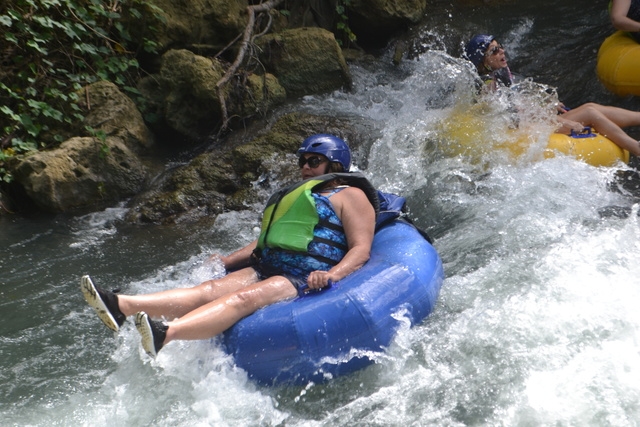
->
<box><xmin>3</xmin><ymin>17</ymin><xmax>640</xmax><ymax>427</ymax></box>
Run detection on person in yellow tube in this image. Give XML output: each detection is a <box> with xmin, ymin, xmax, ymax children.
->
<box><xmin>465</xmin><ymin>34</ymin><xmax>640</xmax><ymax>156</ymax></box>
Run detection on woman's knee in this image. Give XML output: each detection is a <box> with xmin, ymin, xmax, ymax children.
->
<box><xmin>580</xmin><ymin>104</ymin><xmax>601</xmax><ymax>116</ymax></box>
<box><xmin>580</xmin><ymin>102</ymin><xmax>600</xmax><ymax>110</ymax></box>
<box><xmin>197</xmin><ymin>268</ymin><xmax>259</xmax><ymax>300</ymax></box>
<box><xmin>571</xmin><ymin>104</ymin><xmax>602</xmax><ymax>122</ymax></box>
<box><xmin>192</xmin><ymin>280</ymin><xmax>221</xmax><ymax>301</ymax></box>
<box><xmin>227</xmin><ymin>288</ymin><xmax>264</xmax><ymax>313</ymax></box>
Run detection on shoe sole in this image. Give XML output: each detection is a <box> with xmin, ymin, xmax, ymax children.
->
<box><xmin>80</xmin><ymin>275</ymin><xmax>120</xmax><ymax>332</ymax></box>
<box><xmin>135</xmin><ymin>312</ymin><xmax>157</xmax><ymax>358</ymax></box>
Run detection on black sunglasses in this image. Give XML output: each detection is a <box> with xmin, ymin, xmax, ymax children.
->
<box><xmin>486</xmin><ymin>43</ymin><xmax>504</xmax><ymax>56</ymax></box>
<box><xmin>298</xmin><ymin>156</ymin><xmax>326</xmax><ymax>168</ymax></box>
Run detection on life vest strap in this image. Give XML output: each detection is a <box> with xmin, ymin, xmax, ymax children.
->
<box><xmin>313</xmin><ymin>236</ymin><xmax>348</xmax><ymax>252</ymax></box>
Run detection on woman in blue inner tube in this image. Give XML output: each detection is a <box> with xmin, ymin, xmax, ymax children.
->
<box><xmin>80</xmin><ymin>134</ymin><xmax>377</xmax><ymax>359</ymax></box>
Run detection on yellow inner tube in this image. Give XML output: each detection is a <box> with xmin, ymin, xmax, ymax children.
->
<box><xmin>437</xmin><ymin>107</ymin><xmax>629</xmax><ymax>167</ymax></box>
<box><xmin>597</xmin><ymin>31</ymin><xmax>640</xmax><ymax>97</ymax></box>
<box><xmin>545</xmin><ymin>132</ymin><xmax>629</xmax><ymax>166</ymax></box>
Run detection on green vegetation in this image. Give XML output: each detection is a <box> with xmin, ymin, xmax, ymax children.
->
<box><xmin>335</xmin><ymin>0</ymin><xmax>356</xmax><ymax>47</ymax></box>
<box><xmin>0</xmin><ymin>0</ymin><xmax>163</xmax><ymax>182</ymax></box>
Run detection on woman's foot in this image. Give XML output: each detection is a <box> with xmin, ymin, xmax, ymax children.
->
<box><xmin>134</xmin><ymin>312</ymin><xmax>168</xmax><ymax>358</ymax></box>
<box><xmin>80</xmin><ymin>275</ymin><xmax>126</xmax><ymax>332</ymax></box>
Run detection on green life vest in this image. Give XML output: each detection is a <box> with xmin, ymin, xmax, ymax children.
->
<box><xmin>256</xmin><ymin>172</ymin><xmax>379</xmax><ymax>253</ymax></box>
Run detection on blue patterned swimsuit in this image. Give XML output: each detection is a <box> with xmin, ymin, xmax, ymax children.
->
<box><xmin>255</xmin><ymin>188</ymin><xmax>348</xmax><ymax>295</ymax></box>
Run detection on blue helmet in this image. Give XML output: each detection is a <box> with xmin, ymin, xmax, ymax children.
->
<box><xmin>465</xmin><ymin>34</ymin><xmax>495</xmax><ymax>69</ymax></box>
<box><xmin>297</xmin><ymin>134</ymin><xmax>351</xmax><ymax>171</ymax></box>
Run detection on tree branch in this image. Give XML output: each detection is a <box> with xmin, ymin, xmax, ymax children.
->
<box><xmin>216</xmin><ymin>0</ymin><xmax>284</xmax><ymax>131</ymax></box>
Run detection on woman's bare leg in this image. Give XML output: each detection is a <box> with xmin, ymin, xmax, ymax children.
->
<box><xmin>162</xmin><ymin>275</ymin><xmax>298</xmax><ymax>343</ymax></box>
<box><xmin>572</xmin><ymin>103</ymin><xmax>640</xmax><ymax>128</ymax></box>
<box><xmin>561</xmin><ymin>104</ymin><xmax>640</xmax><ymax>155</ymax></box>
<box><xmin>117</xmin><ymin>267</ymin><xmax>260</xmax><ymax>319</ymax></box>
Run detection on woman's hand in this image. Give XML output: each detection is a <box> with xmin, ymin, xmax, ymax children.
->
<box><xmin>556</xmin><ymin>102</ymin><xmax>569</xmax><ymax>114</ymax></box>
<box><xmin>569</xmin><ymin>121</ymin><xmax>585</xmax><ymax>133</ymax></box>
<box><xmin>306</xmin><ymin>270</ymin><xmax>335</xmax><ymax>291</ymax></box>
<box><xmin>557</xmin><ymin>117</ymin><xmax>585</xmax><ymax>134</ymax></box>
<box><xmin>210</xmin><ymin>240</ymin><xmax>258</xmax><ymax>272</ymax></box>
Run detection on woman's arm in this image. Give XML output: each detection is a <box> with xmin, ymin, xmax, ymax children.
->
<box><xmin>611</xmin><ymin>0</ymin><xmax>640</xmax><ymax>32</ymax></box>
<box><xmin>209</xmin><ymin>239</ymin><xmax>258</xmax><ymax>271</ymax></box>
<box><xmin>556</xmin><ymin>116</ymin><xmax>585</xmax><ymax>134</ymax></box>
<box><xmin>306</xmin><ymin>187</ymin><xmax>376</xmax><ymax>290</ymax></box>
<box><xmin>480</xmin><ymin>77</ymin><xmax>498</xmax><ymax>93</ymax></box>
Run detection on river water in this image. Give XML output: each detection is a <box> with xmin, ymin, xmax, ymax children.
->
<box><xmin>3</xmin><ymin>1</ymin><xmax>640</xmax><ymax>425</ymax></box>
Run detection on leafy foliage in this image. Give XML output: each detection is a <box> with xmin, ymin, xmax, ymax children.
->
<box><xmin>0</xmin><ymin>0</ymin><xmax>163</xmax><ymax>182</ymax></box>
<box><xmin>335</xmin><ymin>0</ymin><xmax>356</xmax><ymax>47</ymax></box>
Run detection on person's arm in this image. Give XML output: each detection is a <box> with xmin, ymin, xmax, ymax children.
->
<box><xmin>209</xmin><ymin>239</ymin><xmax>258</xmax><ymax>271</ymax></box>
<box><xmin>556</xmin><ymin>116</ymin><xmax>585</xmax><ymax>134</ymax></box>
<box><xmin>611</xmin><ymin>0</ymin><xmax>640</xmax><ymax>32</ymax></box>
<box><xmin>556</xmin><ymin>102</ymin><xmax>570</xmax><ymax>114</ymax></box>
<box><xmin>480</xmin><ymin>75</ymin><xmax>497</xmax><ymax>93</ymax></box>
<box><xmin>306</xmin><ymin>187</ymin><xmax>375</xmax><ymax>290</ymax></box>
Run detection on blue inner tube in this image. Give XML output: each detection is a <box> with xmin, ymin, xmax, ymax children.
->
<box><xmin>222</xmin><ymin>219</ymin><xmax>444</xmax><ymax>385</ymax></box>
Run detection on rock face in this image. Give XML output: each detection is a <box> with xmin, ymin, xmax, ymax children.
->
<box><xmin>348</xmin><ymin>0</ymin><xmax>428</xmax><ymax>46</ymax></box>
<box><xmin>257</xmin><ymin>27</ymin><xmax>352</xmax><ymax>97</ymax></box>
<box><xmin>349</xmin><ymin>0</ymin><xmax>427</xmax><ymax>26</ymax></box>
<box><xmin>3</xmin><ymin>0</ymin><xmax>430</xmax><ymax>218</ymax></box>
<box><xmin>78</xmin><ymin>81</ymin><xmax>155</xmax><ymax>153</ymax></box>
<box><xmin>139</xmin><ymin>0</ymin><xmax>249</xmax><ymax>52</ymax></box>
<box><xmin>138</xmin><ymin>49</ymin><xmax>286</xmax><ymax>141</ymax></box>
<box><xmin>139</xmin><ymin>26</ymin><xmax>351</xmax><ymax>143</ymax></box>
<box><xmin>10</xmin><ymin>82</ymin><xmax>156</xmax><ymax>213</ymax></box>
<box><xmin>13</xmin><ymin>136</ymin><xmax>148</xmax><ymax>212</ymax></box>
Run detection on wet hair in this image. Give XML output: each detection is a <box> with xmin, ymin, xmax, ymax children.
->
<box><xmin>327</xmin><ymin>161</ymin><xmax>345</xmax><ymax>173</ymax></box>
<box><xmin>312</xmin><ymin>159</ymin><xmax>348</xmax><ymax>190</ymax></box>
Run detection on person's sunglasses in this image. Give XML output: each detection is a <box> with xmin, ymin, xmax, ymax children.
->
<box><xmin>298</xmin><ymin>156</ymin><xmax>326</xmax><ymax>168</ymax></box>
<box><xmin>486</xmin><ymin>44</ymin><xmax>504</xmax><ymax>56</ymax></box>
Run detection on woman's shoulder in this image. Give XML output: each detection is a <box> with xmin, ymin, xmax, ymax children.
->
<box><xmin>333</xmin><ymin>186</ymin><xmax>373</xmax><ymax>208</ymax></box>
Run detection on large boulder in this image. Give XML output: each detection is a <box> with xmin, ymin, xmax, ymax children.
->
<box><xmin>7</xmin><ymin>81</ymin><xmax>156</xmax><ymax>213</ymax></box>
<box><xmin>257</xmin><ymin>27</ymin><xmax>352</xmax><ymax>97</ymax></box>
<box><xmin>139</xmin><ymin>0</ymin><xmax>249</xmax><ymax>53</ymax></box>
<box><xmin>12</xmin><ymin>136</ymin><xmax>148</xmax><ymax>212</ymax></box>
<box><xmin>138</xmin><ymin>49</ymin><xmax>286</xmax><ymax>141</ymax></box>
<box><xmin>347</xmin><ymin>0</ymin><xmax>427</xmax><ymax>47</ymax></box>
<box><xmin>78</xmin><ymin>80</ymin><xmax>155</xmax><ymax>153</ymax></box>
<box><xmin>349</xmin><ymin>0</ymin><xmax>426</xmax><ymax>25</ymax></box>
<box><xmin>124</xmin><ymin>148</ymin><xmax>240</xmax><ymax>224</ymax></box>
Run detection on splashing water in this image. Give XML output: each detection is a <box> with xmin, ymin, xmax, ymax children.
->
<box><xmin>4</xmin><ymin>15</ymin><xmax>640</xmax><ymax>427</ymax></box>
